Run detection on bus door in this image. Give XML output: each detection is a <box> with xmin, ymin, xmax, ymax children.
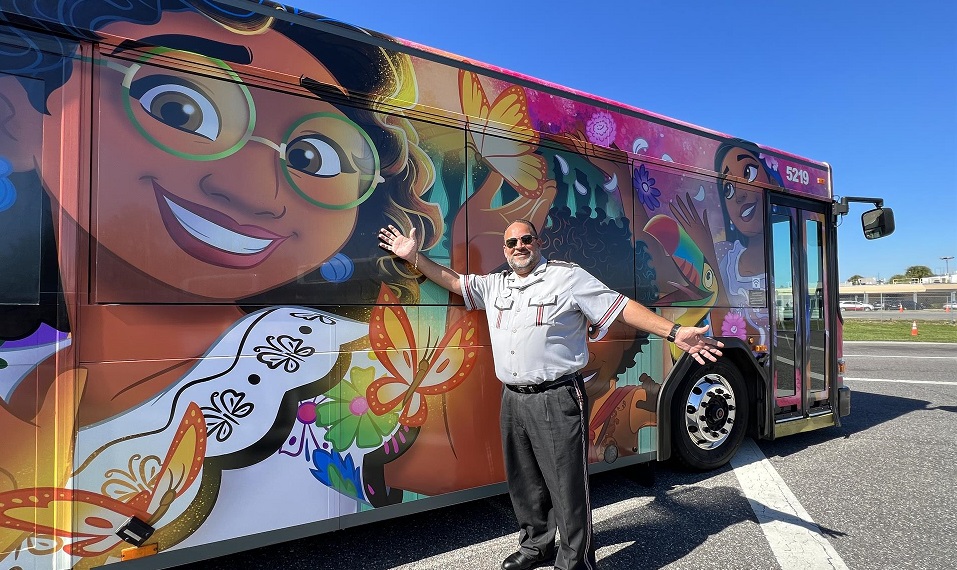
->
<box><xmin>768</xmin><ymin>196</ymin><xmax>835</xmax><ymax>435</ymax></box>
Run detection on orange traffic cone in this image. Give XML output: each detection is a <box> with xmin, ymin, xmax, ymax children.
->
<box><xmin>898</xmin><ymin>304</ymin><xmax>903</xmax><ymax>313</ymax></box>
<box><xmin>911</xmin><ymin>321</ymin><xmax>918</xmax><ymax>336</ymax></box>
<box><xmin>947</xmin><ymin>305</ymin><xmax>952</xmax><ymax>313</ymax></box>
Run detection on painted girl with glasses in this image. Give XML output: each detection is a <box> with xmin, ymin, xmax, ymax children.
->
<box><xmin>0</xmin><ymin>1</ymin><xmax>443</xmax><ymax>564</ymax></box>
<box><xmin>713</xmin><ymin>139</ymin><xmax>784</xmax><ymax>347</ymax></box>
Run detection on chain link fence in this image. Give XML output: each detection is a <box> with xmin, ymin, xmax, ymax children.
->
<box><xmin>840</xmin><ymin>291</ymin><xmax>957</xmax><ymax>311</ymax></box>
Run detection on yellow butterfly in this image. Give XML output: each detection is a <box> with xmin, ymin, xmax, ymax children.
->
<box><xmin>0</xmin><ymin>402</ymin><xmax>206</xmax><ymax>560</ymax></box>
<box><xmin>460</xmin><ymin>69</ymin><xmax>548</xmax><ymax>199</ymax></box>
<box><xmin>366</xmin><ymin>284</ymin><xmax>480</xmax><ymax>427</ymax></box>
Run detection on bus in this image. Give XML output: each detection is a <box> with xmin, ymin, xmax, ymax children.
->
<box><xmin>0</xmin><ymin>1</ymin><xmax>894</xmax><ymax>568</ymax></box>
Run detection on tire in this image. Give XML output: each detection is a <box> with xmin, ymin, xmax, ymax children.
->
<box><xmin>671</xmin><ymin>361</ymin><xmax>749</xmax><ymax>470</ymax></box>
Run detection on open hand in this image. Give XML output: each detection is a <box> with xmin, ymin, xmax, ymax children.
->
<box><xmin>674</xmin><ymin>324</ymin><xmax>724</xmax><ymax>364</ymax></box>
<box><xmin>378</xmin><ymin>225</ymin><xmax>418</xmax><ymax>261</ymax></box>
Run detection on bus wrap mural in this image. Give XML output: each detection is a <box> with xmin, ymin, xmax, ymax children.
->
<box><xmin>0</xmin><ymin>1</ymin><xmax>833</xmax><ymax>567</ymax></box>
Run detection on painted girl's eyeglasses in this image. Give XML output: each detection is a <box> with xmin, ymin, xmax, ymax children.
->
<box><xmin>106</xmin><ymin>49</ymin><xmax>382</xmax><ymax>210</ymax></box>
<box><xmin>504</xmin><ymin>234</ymin><xmax>536</xmax><ymax>249</ymax></box>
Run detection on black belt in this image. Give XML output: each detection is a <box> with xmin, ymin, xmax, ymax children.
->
<box><xmin>506</xmin><ymin>372</ymin><xmax>581</xmax><ymax>394</ymax></box>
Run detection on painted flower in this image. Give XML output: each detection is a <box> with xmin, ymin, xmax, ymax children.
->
<box><xmin>316</xmin><ymin>366</ymin><xmax>399</xmax><ymax>452</ymax></box>
<box><xmin>280</xmin><ymin>397</ymin><xmax>326</xmax><ymax>460</ymax></box>
<box><xmin>310</xmin><ymin>448</ymin><xmax>364</xmax><ymax>501</ymax></box>
<box><xmin>527</xmin><ymin>93</ymin><xmax>568</xmax><ymax>133</ymax></box>
<box><xmin>758</xmin><ymin>153</ymin><xmax>779</xmax><ymax>172</ymax></box>
<box><xmin>586</xmin><ymin>111</ymin><xmax>617</xmax><ymax>147</ymax></box>
<box><xmin>721</xmin><ymin>311</ymin><xmax>748</xmax><ymax>341</ymax></box>
<box><xmin>633</xmin><ymin>164</ymin><xmax>661</xmax><ymax>210</ymax></box>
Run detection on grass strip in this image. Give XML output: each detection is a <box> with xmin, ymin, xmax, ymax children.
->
<box><xmin>842</xmin><ymin>320</ymin><xmax>957</xmax><ymax>342</ymax></box>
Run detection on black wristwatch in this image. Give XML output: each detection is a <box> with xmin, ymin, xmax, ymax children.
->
<box><xmin>666</xmin><ymin>323</ymin><xmax>681</xmax><ymax>343</ymax></box>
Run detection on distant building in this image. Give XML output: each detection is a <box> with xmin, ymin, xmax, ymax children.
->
<box><xmin>840</xmin><ymin>280</ymin><xmax>957</xmax><ymax>309</ymax></box>
<box><xmin>921</xmin><ymin>273</ymin><xmax>957</xmax><ymax>284</ymax></box>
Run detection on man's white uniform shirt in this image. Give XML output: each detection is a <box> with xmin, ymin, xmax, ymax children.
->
<box><xmin>459</xmin><ymin>258</ymin><xmax>627</xmax><ymax>385</ymax></box>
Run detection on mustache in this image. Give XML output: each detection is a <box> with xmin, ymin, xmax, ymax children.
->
<box><xmin>507</xmin><ymin>249</ymin><xmax>539</xmax><ymax>268</ymax></box>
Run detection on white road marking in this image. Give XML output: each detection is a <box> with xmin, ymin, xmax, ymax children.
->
<box><xmin>730</xmin><ymin>438</ymin><xmax>848</xmax><ymax>570</ymax></box>
<box><xmin>843</xmin><ymin>354</ymin><xmax>957</xmax><ymax>359</ymax></box>
<box><xmin>844</xmin><ymin>377</ymin><xmax>956</xmax><ymax>385</ymax></box>
<box><xmin>843</xmin><ymin>341</ymin><xmax>955</xmax><ymax>346</ymax></box>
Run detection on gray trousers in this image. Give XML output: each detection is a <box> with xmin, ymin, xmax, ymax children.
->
<box><xmin>500</xmin><ymin>375</ymin><xmax>596</xmax><ymax>570</ymax></box>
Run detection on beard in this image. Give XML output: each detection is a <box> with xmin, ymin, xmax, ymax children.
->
<box><xmin>507</xmin><ymin>249</ymin><xmax>541</xmax><ymax>274</ymax></box>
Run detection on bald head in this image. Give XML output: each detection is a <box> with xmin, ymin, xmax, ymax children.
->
<box><xmin>506</xmin><ymin>218</ymin><xmax>538</xmax><ymax>238</ymax></box>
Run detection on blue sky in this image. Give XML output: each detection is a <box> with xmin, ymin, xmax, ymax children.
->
<box><xmin>294</xmin><ymin>0</ymin><xmax>956</xmax><ymax>281</ymax></box>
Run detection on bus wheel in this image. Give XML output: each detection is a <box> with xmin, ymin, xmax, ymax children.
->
<box><xmin>672</xmin><ymin>362</ymin><xmax>749</xmax><ymax>470</ymax></box>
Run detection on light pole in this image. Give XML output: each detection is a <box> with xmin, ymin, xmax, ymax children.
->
<box><xmin>946</xmin><ymin>256</ymin><xmax>957</xmax><ymax>323</ymax></box>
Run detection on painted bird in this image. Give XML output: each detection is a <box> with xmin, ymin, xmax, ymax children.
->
<box><xmin>643</xmin><ymin>214</ymin><xmax>720</xmax><ymax>360</ymax></box>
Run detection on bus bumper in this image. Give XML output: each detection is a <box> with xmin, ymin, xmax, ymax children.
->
<box><xmin>838</xmin><ymin>385</ymin><xmax>851</xmax><ymax>417</ymax></box>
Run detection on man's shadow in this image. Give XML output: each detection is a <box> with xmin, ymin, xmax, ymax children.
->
<box><xmin>591</xmin><ymin>465</ymin><xmax>847</xmax><ymax>569</ymax></box>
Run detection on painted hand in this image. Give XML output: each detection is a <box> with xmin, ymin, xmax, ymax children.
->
<box><xmin>670</xmin><ymin>192</ymin><xmax>713</xmax><ymax>250</ymax></box>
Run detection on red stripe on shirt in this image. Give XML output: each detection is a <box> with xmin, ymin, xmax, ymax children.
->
<box><xmin>595</xmin><ymin>294</ymin><xmax>626</xmax><ymax>329</ymax></box>
<box><xmin>462</xmin><ymin>276</ymin><xmax>477</xmax><ymax>309</ymax></box>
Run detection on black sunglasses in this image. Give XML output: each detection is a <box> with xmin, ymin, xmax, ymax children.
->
<box><xmin>504</xmin><ymin>234</ymin><xmax>536</xmax><ymax>248</ymax></box>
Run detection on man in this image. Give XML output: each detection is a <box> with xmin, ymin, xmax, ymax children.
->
<box><xmin>378</xmin><ymin>219</ymin><xmax>723</xmax><ymax>570</ymax></box>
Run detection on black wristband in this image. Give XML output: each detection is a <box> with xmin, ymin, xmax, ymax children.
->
<box><xmin>666</xmin><ymin>323</ymin><xmax>681</xmax><ymax>343</ymax></box>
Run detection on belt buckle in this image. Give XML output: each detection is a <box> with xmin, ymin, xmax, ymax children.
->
<box><xmin>517</xmin><ymin>385</ymin><xmax>534</xmax><ymax>394</ymax></box>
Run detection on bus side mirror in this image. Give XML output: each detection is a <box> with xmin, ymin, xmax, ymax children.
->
<box><xmin>862</xmin><ymin>207</ymin><xmax>894</xmax><ymax>239</ymax></box>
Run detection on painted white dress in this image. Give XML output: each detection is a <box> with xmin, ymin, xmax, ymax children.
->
<box><xmin>0</xmin><ymin>306</ymin><xmax>383</xmax><ymax>568</ymax></box>
<box><xmin>718</xmin><ymin>240</ymin><xmax>769</xmax><ymax>346</ymax></box>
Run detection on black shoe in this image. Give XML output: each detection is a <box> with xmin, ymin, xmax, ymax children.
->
<box><xmin>501</xmin><ymin>550</ymin><xmax>555</xmax><ymax>570</ymax></box>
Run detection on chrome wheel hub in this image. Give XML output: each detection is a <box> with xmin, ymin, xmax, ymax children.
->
<box><xmin>683</xmin><ymin>373</ymin><xmax>736</xmax><ymax>450</ymax></box>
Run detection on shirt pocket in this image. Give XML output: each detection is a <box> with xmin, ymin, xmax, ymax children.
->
<box><xmin>527</xmin><ymin>294</ymin><xmax>558</xmax><ymax>326</ymax></box>
<box><xmin>493</xmin><ymin>295</ymin><xmax>514</xmax><ymax>329</ymax></box>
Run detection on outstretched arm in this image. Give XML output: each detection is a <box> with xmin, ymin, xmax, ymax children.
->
<box><xmin>378</xmin><ymin>225</ymin><xmax>464</xmax><ymax>296</ymax></box>
<box><xmin>617</xmin><ymin>300</ymin><xmax>724</xmax><ymax>365</ymax></box>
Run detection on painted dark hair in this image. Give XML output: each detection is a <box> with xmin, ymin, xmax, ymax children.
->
<box><xmin>713</xmin><ymin>138</ymin><xmax>783</xmax><ymax>247</ymax></box>
<box><xmin>539</xmin><ymin>205</ymin><xmax>656</xmax><ymax>373</ymax></box>
<box><xmin>0</xmin><ymin>171</ymin><xmax>68</xmax><ymax>338</ymax></box>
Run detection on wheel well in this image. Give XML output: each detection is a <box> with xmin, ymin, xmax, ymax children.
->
<box><xmin>655</xmin><ymin>338</ymin><xmax>766</xmax><ymax>462</ymax></box>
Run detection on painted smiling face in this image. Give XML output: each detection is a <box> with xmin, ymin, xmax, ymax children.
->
<box><xmin>718</xmin><ymin>148</ymin><xmax>774</xmax><ymax>238</ymax></box>
<box><xmin>64</xmin><ymin>11</ymin><xmax>377</xmax><ymax>300</ymax></box>
<box><xmin>583</xmin><ymin>319</ymin><xmax>632</xmax><ymax>385</ymax></box>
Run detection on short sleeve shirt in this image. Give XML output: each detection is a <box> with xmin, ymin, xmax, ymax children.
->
<box><xmin>459</xmin><ymin>258</ymin><xmax>627</xmax><ymax>385</ymax></box>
